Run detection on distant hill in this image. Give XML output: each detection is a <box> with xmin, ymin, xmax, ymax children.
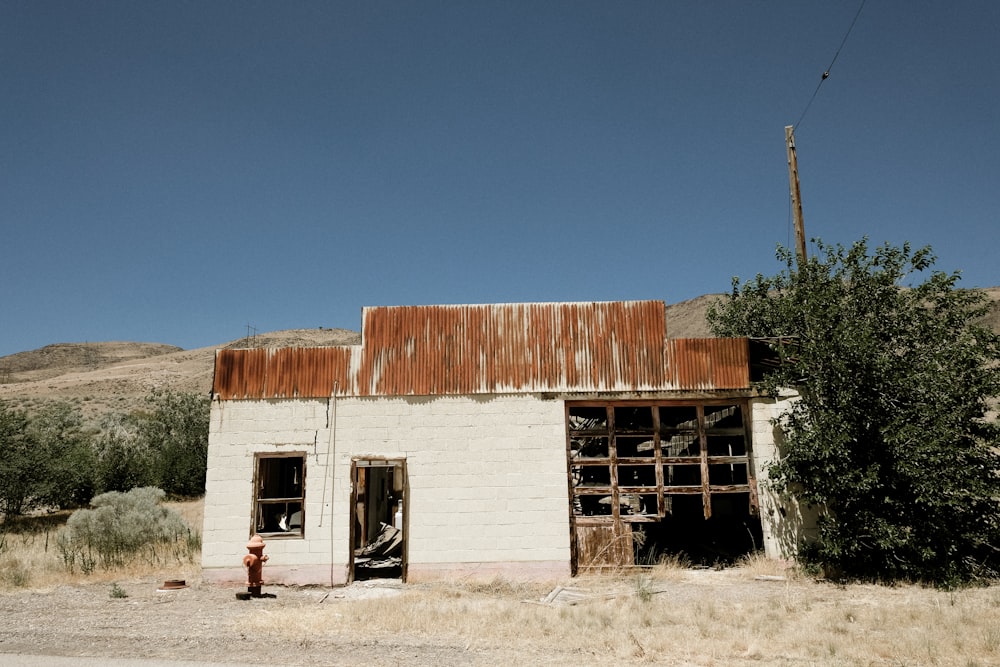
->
<box><xmin>0</xmin><ymin>342</ymin><xmax>183</xmax><ymax>381</ymax></box>
<box><xmin>1</xmin><ymin>288</ymin><xmax>997</xmax><ymax>424</ymax></box>
<box><xmin>0</xmin><ymin>328</ymin><xmax>360</xmax><ymax>422</ymax></box>
<box><xmin>675</xmin><ymin>287</ymin><xmax>1000</xmax><ymax>337</ymax></box>
<box><xmin>978</xmin><ymin>287</ymin><xmax>1000</xmax><ymax>334</ymax></box>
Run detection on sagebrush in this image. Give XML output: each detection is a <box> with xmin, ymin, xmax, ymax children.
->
<box><xmin>56</xmin><ymin>487</ymin><xmax>200</xmax><ymax>573</ymax></box>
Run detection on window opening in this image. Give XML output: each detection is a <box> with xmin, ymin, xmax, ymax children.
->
<box><xmin>567</xmin><ymin>401</ymin><xmax>761</xmax><ymax>571</ymax></box>
<box><xmin>253</xmin><ymin>454</ymin><xmax>305</xmax><ymax>538</ymax></box>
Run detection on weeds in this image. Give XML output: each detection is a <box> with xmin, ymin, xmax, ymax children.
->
<box><xmin>737</xmin><ymin>551</ymin><xmax>800</xmax><ymax>579</ymax></box>
<box><xmin>109</xmin><ymin>582</ymin><xmax>128</xmax><ymax>598</ymax></box>
<box><xmin>463</xmin><ymin>576</ymin><xmax>547</xmax><ymax>600</ymax></box>
<box><xmin>0</xmin><ymin>555</ymin><xmax>30</xmax><ymax>587</ymax></box>
<box><xmin>0</xmin><ymin>498</ymin><xmax>201</xmax><ymax>590</ymax></box>
<box><xmin>250</xmin><ymin>572</ymin><xmax>1000</xmax><ymax>665</ymax></box>
<box><xmin>633</xmin><ymin>574</ymin><xmax>653</xmax><ymax>602</ymax></box>
<box><xmin>56</xmin><ymin>487</ymin><xmax>199</xmax><ymax>573</ymax></box>
<box><xmin>983</xmin><ymin>626</ymin><xmax>1000</xmax><ymax>654</ymax></box>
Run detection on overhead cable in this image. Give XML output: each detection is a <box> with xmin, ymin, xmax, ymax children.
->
<box><xmin>794</xmin><ymin>0</ymin><xmax>868</xmax><ymax>130</ymax></box>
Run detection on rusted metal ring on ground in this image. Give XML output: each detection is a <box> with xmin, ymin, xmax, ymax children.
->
<box><xmin>157</xmin><ymin>579</ymin><xmax>188</xmax><ymax>591</ymax></box>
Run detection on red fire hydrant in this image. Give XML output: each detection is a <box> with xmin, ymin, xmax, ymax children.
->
<box><xmin>242</xmin><ymin>534</ymin><xmax>268</xmax><ymax>597</ymax></box>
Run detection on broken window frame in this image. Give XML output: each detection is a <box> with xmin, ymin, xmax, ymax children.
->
<box><xmin>251</xmin><ymin>452</ymin><xmax>306</xmax><ymax>539</ymax></box>
<box><xmin>566</xmin><ymin>399</ymin><xmax>758</xmax><ymax>570</ymax></box>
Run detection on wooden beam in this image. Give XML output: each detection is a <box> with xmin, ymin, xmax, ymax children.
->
<box><xmin>697</xmin><ymin>405</ymin><xmax>712</xmax><ymax>519</ymax></box>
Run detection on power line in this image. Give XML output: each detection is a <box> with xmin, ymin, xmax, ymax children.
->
<box><xmin>794</xmin><ymin>0</ymin><xmax>868</xmax><ymax>130</ymax></box>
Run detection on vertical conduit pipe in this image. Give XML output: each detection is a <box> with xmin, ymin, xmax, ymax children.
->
<box><xmin>328</xmin><ymin>383</ymin><xmax>338</xmax><ymax>587</ymax></box>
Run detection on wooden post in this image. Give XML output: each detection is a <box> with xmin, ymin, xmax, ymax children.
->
<box><xmin>785</xmin><ymin>125</ymin><xmax>807</xmax><ymax>265</ymax></box>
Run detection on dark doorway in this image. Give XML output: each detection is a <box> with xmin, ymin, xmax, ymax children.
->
<box><xmin>350</xmin><ymin>458</ymin><xmax>407</xmax><ymax>581</ymax></box>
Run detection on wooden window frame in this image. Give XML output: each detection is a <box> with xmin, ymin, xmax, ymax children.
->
<box><xmin>566</xmin><ymin>399</ymin><xmax>757</xmax><ymax>528</ymax></box>
<box><xmin>251</xmin><ymin>452</ymin><xmax>306</xmax><ymax>539</ymax></box>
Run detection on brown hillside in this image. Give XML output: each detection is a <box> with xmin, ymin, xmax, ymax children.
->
<box><xmin>665</xmin><ymin>287</ymin><xmax>1000</xmax><ymax>338</ymax></box>
<box><xmin>665</xmin><ymin>294</ymin><xmax>723</xmax><ymax>338</ymax></box>
<box><xmin>0</xmin><ymin>328</ymin><xmax>359</xmax><ymax>421</ymax></box>
<box><xmin>978</xmin><ymin>287</ymin><xmax>1000</xmax><ymax>334</ymax></box>
<box><xmin>1</xmin><ymin>342</ymin><xmax>182</xmax><ymax>381</ymax></box>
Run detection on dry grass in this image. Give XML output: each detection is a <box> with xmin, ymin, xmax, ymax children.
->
<box><xmin>0</xmin><ymin>498</ymin><xmax>203</xmax><ymax>590</ymax></box>
<box><xmin>246</xmin><ymin>567</ymin><xmax>1000</xmax><ymax>666</ymax></box>
<box><xmin>735</xmin><ymin>551</ymin><xmax>803</xmax><ymax>580</ymax></box>
<box><xmin>166</xmin><ymin>497</ymin><xmax>204</xmax><ymax>533</ymax></box>
<box><xmin>4</xmin><ymin>499</ymin><xmax>1000</xmax><ymax>664</ymax></box>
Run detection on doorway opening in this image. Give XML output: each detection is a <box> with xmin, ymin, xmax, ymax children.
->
<box><xmin>350</xmin><ymin>458</ymin><xmax>407</xmax><ymax>581</ymax></box>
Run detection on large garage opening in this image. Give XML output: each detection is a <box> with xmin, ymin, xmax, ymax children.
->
<box><xmin>567</xmin><ymin>400</ymin><xmax>762</xmax><ymax>572</ymax></box>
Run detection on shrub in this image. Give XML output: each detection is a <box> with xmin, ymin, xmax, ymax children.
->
<box><xmin>708</xmin><ymin>239</ymin><xmax>1000</xmax><ymax>586</ymax></box>
<box><xmin>93</xmin><ymin>413</ymin><xmax>156</xmax><ymax>493</ymax></box>
<box><xmin>93</xmin><ymin>391</ymin><xmax>210</xmax><ymax>497</ymax></box>
<box><xmin>27</xmin><ymin>401</ymin><xmax>97</xmax><ymax>509</ymax></box>
<box><xmin>0</xmin><ymin>403</ymin><xmax>38</xmax><ymax>517</ymax></box>
<box><xmin>0</xmin><ymin>555</ymin><xmax>30</xmax><ymax>587</ymax></box>
<box><xmin>134</xmin><ymin>391</ymin><xmax>210</xmax><ymax>497</ymax></box>
<box><xmin>56</xmin><ymin>487</ymin><xmax>199</xmax><ymax>573</ymax></box>
<box><xmin>0</xmin><ymin>400</ymin><xmax>95</xmax><ymax>517</ymax></box>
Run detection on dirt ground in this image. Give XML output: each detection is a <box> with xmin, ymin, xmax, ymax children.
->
<box><xmin>0</xmin><ymin>571</ymin><xmax>800</xmax><ymax>667</ymax></box>
<box><xmin>4</xmin><ymin>570</ymin><xmax>1000</xmax><ymax>667</ymax></box>
<box><xmin>0</xmin><ymin>577</ymin><xmax>471</xmax><ymax>667</ymax></box>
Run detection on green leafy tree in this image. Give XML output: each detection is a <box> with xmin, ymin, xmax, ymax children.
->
<box><xmin>134</xmin><ymin>391</ymin><xmax>210</xmax><ymax>497</ymax></box>
<box><xmin>0</xmin><ymin>401</ymin><xmax>95</xmax><ymax>518</ymax></box>
<box><xmin>93</xmin><ymin>413</ymin><xmax>156</xmax><ymax>493</ymax></box>
<box><xmin>0</xmin><ymin>402</ymin><xmax>40</xmax><ymax>518</ymax></box>
<box><xmin>708</xmin><ymin>239</ymin><xmax>1000</xmax><ymax>585</ymax></box>
<box><xmin>28</xmin><ymin>401</ymin><xmax>96</xmax><ymax>509</ymax></box>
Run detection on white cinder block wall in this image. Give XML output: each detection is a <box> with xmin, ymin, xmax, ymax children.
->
<box><xmin>202</xmin><ymin>394</ymin><xmax>571</xmax><ymax>585</ymax></box>
<box><xmin>204</xmin><ymin>393</ymin><xmax>799</xmax><ymax>585</ymax></box>
<box><xmin>202</xmin><ymin>397</ymin><xmax>332</xmax><ymax>584</ymax></box>
<box><xmin>751</xmin><ymin>395</ymin><xmax>818</xmax><ymax>559</ymax></box>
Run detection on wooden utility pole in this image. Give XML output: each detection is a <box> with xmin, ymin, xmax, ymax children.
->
<box><xmin>785</xmin><ymin>125</ymin><xmax>807</xmax><ymax>265</ymax></box>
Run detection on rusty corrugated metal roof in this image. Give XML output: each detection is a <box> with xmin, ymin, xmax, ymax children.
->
<box><xmin>211</xmin><ymin>301</ymin><xmax>753</xmax><ymax>399</ymax></box>
<box><xmin>356</xmin><ymin>301</ymin><xmax>669</xmax><ymax>395</ymax></box>
<box><xmin>213</xmin><ymin>347</ymin><xmax>355</xmax><ymax>400</ymax></box>
<box><xmin>666</xmin><ymin>338</ymin><xmax>750</xmax><ymax>390</ymax></box>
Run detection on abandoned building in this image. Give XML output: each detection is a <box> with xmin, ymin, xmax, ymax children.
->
<box><xmin>201</xmin><ymin>300</ymin><xmax>809</xmax><ymax>585</ymax></box>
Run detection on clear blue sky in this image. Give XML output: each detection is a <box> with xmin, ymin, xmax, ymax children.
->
<box><xmin>2</xmin><ymin>1</ymin><xmax>997</xmax><ymax>356</ymax></box>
